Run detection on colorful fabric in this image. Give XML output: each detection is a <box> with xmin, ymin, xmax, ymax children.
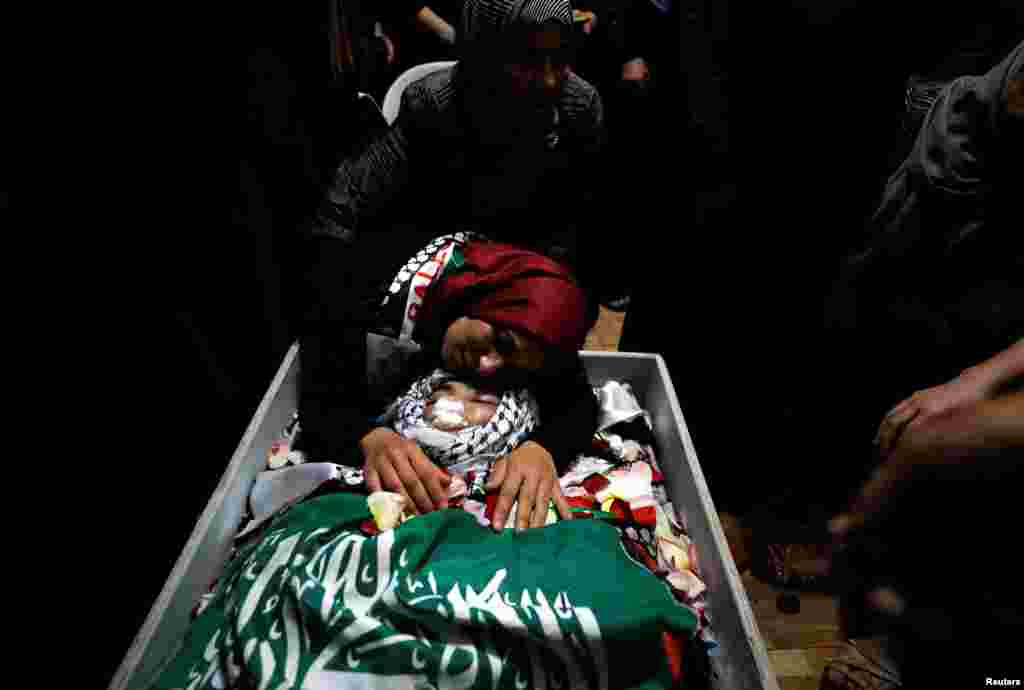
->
<box><xmin>382</xmin><ymin>368</ymin><xmax>541</xmax><ymax>467</ymax></box>
<box><xmin>558</xmin><ymin>434</ymin><xmax>712</xmax><ymax>639</ymax></box>
<box><xmin>417</xmin><ymin>241</ymin><xmax>592</xmax><ymax>353</ymax></box>
<box><xmin>155</xmin><ymin>492</ymin><xmax>697</xmax><ymax>690</ymax></box>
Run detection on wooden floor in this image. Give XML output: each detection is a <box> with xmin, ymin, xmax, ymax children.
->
<box><xmin>585</xmin><ymin>307</ymin><xmax>844</xmax><ymax>690</ymax></box>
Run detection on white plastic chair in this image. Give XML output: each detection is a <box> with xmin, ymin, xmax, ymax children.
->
<box><xmin>381</xmin><ymin>61</ymin><xmax>458</xmax><ymax>125</ymax></box>
<box><xmin>356</xmin><ymin>92</ymin><xmax>385</xmax><ymax>123</ymax></box>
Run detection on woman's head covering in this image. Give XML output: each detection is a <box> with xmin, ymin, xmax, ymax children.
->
<box><xmin>383</xmin><ymin>369</ymin><xmax>540</xmax><ymax>466</ymax></box>
<box><xmin>460</xmin><ymin>0</ymin><xmax>572</xmax><ymax>50</ymax></box>
<box><xmin>417</xmin><ymin>241</ymin><xmax>593</xmax><ymax>354</ymax></box>
<box><xmin>455</xmin><ymin>0</ymin><xmax>575</xmax><ymax>146</ymax></box>
<box><xmin>908</xmin><ymin>40</ymin><xmax>1023</xmax><ymax>200</ymax></box>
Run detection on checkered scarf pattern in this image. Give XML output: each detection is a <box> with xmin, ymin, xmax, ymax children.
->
<box><xmin>383</xmin><ymin>232</ymin><xmax>481</xmax><ymax>307</ymax></box>
<box><xmin>385</xmin><ymin>369</ymin><xmax>541</xmax><ymax>466</ymax></box>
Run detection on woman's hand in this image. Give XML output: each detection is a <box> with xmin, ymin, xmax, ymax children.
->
<box><xmin>874</xmin><ymin>369</ymin><xmax>997</xmax><ymax>457</ymax></box>
<box><xmin>486</xmin><ymin>441</ymin><xmax>573</xmax><ymax>531</ymax></box>
<box><xmin>360</xmin><ymin>428</ymin><xmax>451</xmax><ymax>514</ymax></box>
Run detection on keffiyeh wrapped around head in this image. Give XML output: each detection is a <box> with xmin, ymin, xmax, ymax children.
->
<box><xmin>383</xmin><ymin>369</ymin><xmax>541</xmax><ymax>466</ymax></box>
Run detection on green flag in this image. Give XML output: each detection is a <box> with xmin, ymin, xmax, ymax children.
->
<box><xmin>156</xmin><ymin>492</ymin><xmax>697</xmax><ymax>690</ymax></box>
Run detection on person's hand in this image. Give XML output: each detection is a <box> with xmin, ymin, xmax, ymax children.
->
<box><xmin>577</xmin><ymin>11</ymin><xmax>597</xmax><ymax>35</ymax></box>
<box><xmin>486</xmin><ymin>441</ymin><xmax>573</xmax><ymax>531</ymax></box>
<box><xmin>831</xmin><ymin>391</ymin><xmax>1024</xmax><ymax>630</ymax></box>
<box><xmin>874</xmin><ymin>368</ymin><xmax>997</xmax><ymax>457</ymax></box>
<box><xmin>360</xmin><ymin>428</ymin><xmax>451</xmax><ymax>514</ymax></box>
<box><xmin>438</xmin><ymin>23</ymin><xmax>456</xmax><ymax>46</ymax></box>
<box><xmin>833</xmin><ymin>393</ymin><xmax>1023</xmax><ymax>540</ymax></box>
<box><xmin>621</xmin><ymin>57</ymin><xmax>649</xmax><ymax>83</ymax></box>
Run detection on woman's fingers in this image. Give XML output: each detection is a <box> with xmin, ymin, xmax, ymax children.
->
<box><xmin>515</xmin><ymin>474</ymin><xmax>540</xmax><ymax>531</ymax></box>
<box><xmin>392</xmin><ymin>450</ymin><xmax>433</xmax><ymax>515</ymax></box>
<box><xmin>409</xmin><ymin>447</ymin><xmax>450</xmax><ymax>510</ymax></box>
<box><xmin>492</xmin><ymin>468</ymin><xmax>523</xmax><ymax>532</ymax></box>
<box><xmin>485</xmin><ymin>457</ymin><xmax>508</xmax><ymax>491</ymax></box>
<box><xmin>553</xmin><ymin>484</ymin><xmax>574</xmax><ymax>522</ymax></box>
<box><xmin>365</xmin><ymin>464</ymin><xmax>382</xmax><ymax>493</ymax></box>
<box><xmin>530</xmin><ymin>480</ymin><xmax>552</xmax><ymax>529</ymax></box>
<box><xmin>376</xmin><ymin>458</ymin><xmax>417</xmax><ymax>515</ymax></box>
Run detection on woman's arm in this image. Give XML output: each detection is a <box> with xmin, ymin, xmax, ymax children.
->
<box><xmin>296</xmin><ymin>234</ymin><xmax>380</xmax><ymax>465</ymax></box>
<box><xmin>299</xmin><ymin>83</ymin><xmax>446</xmax><ymax>458</ymax></box>
<box><xmin>525</xmin><ymin>356</ymin><xmax>600</xmax><ymax>474</ymax></box>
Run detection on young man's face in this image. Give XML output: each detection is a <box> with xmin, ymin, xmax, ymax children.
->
<box><xmin>441</xmin><ymin>317</ymin><xmax>546</xmax><ymax>381</ymax></box>
<box><xmin>502</xmin><ymin>25</ymin><xmax>572</xmax><ymax>106</ymax></box>
<box><xmin>476</xmin><ymin>23</ymin><xmax>572</xmax><ymax>110</ymax></box>
<box><xmin>424</xmin><ymin>381</ymin><xmax>501</xmax><ymax>430</ymax></box>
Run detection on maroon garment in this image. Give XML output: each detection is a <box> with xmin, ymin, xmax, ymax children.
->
<box><xmin>420</xmin><ymin>241</ymin><xmax>593</xmax><ymax>353</ymax></box>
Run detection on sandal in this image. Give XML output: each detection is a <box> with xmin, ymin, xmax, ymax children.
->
<box><xmin>749</xmin><ymin>514</ymin><xmax>838</xmax><ymax>592</ymax></box>
<box><xmin>755</xmin><ymin>539</ymin><xmax>836</xmax><ymax>592</ymax></box>
<box><xmin>819</xmin><ymin>639</ymin><xmax>901</xmax><ymax>690</ymax></box>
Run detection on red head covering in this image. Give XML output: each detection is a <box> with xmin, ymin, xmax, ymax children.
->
<box><xmin>418</xmin><ymin>242</ymin><xmax>591</xmax><ymax>353</ymax></box>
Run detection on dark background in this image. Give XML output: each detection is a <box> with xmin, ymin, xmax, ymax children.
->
<box><xmin>96</xmin><ymin>1</ymin><xmax>1020</xmax><ymax>685</ymax></box>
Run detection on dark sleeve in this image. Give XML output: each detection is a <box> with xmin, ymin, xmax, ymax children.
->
<box><xmin>295</xmin><ymin>235</ymin><xmax>382</xmax><ymax>465</ymax></box>
<box><xmin>297</xmin><ymin>88</ymin><xmax>440</xmax><ymax>461</ymax></box>
<box><xmin>307</xmin><ymin>98</ymin><xmax>416</xmax><ymax>242</ymax></box>
<box><xmin>524</xmin><ymin>356</ymin><xmax>599</xmax><ymax>474</ymax></box>
<box><xmin>298</xmin><ymin>330</ymin><xmax>376</xmax><ymax>466</ymax></box>
<box><xmin>296</xmin><ymin>233</ymin><xmax>440</xmax><ymax>464</ymax></box>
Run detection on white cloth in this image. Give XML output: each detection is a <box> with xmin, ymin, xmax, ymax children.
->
<box><xmin>238</xmin><ymin>463</ymin><xmax>363</xmax><ymax>540</ymax></box>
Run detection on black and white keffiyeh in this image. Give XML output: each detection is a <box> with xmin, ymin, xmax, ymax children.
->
<box><xmin>382</xmin><ymin>369</ymin><xmax>541</xmax><ymax>467</ymax></box>
<box><xmin>376</xmin><ymin>232</ymin><xmax>485</xmax><ymax>342</ymax></box>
